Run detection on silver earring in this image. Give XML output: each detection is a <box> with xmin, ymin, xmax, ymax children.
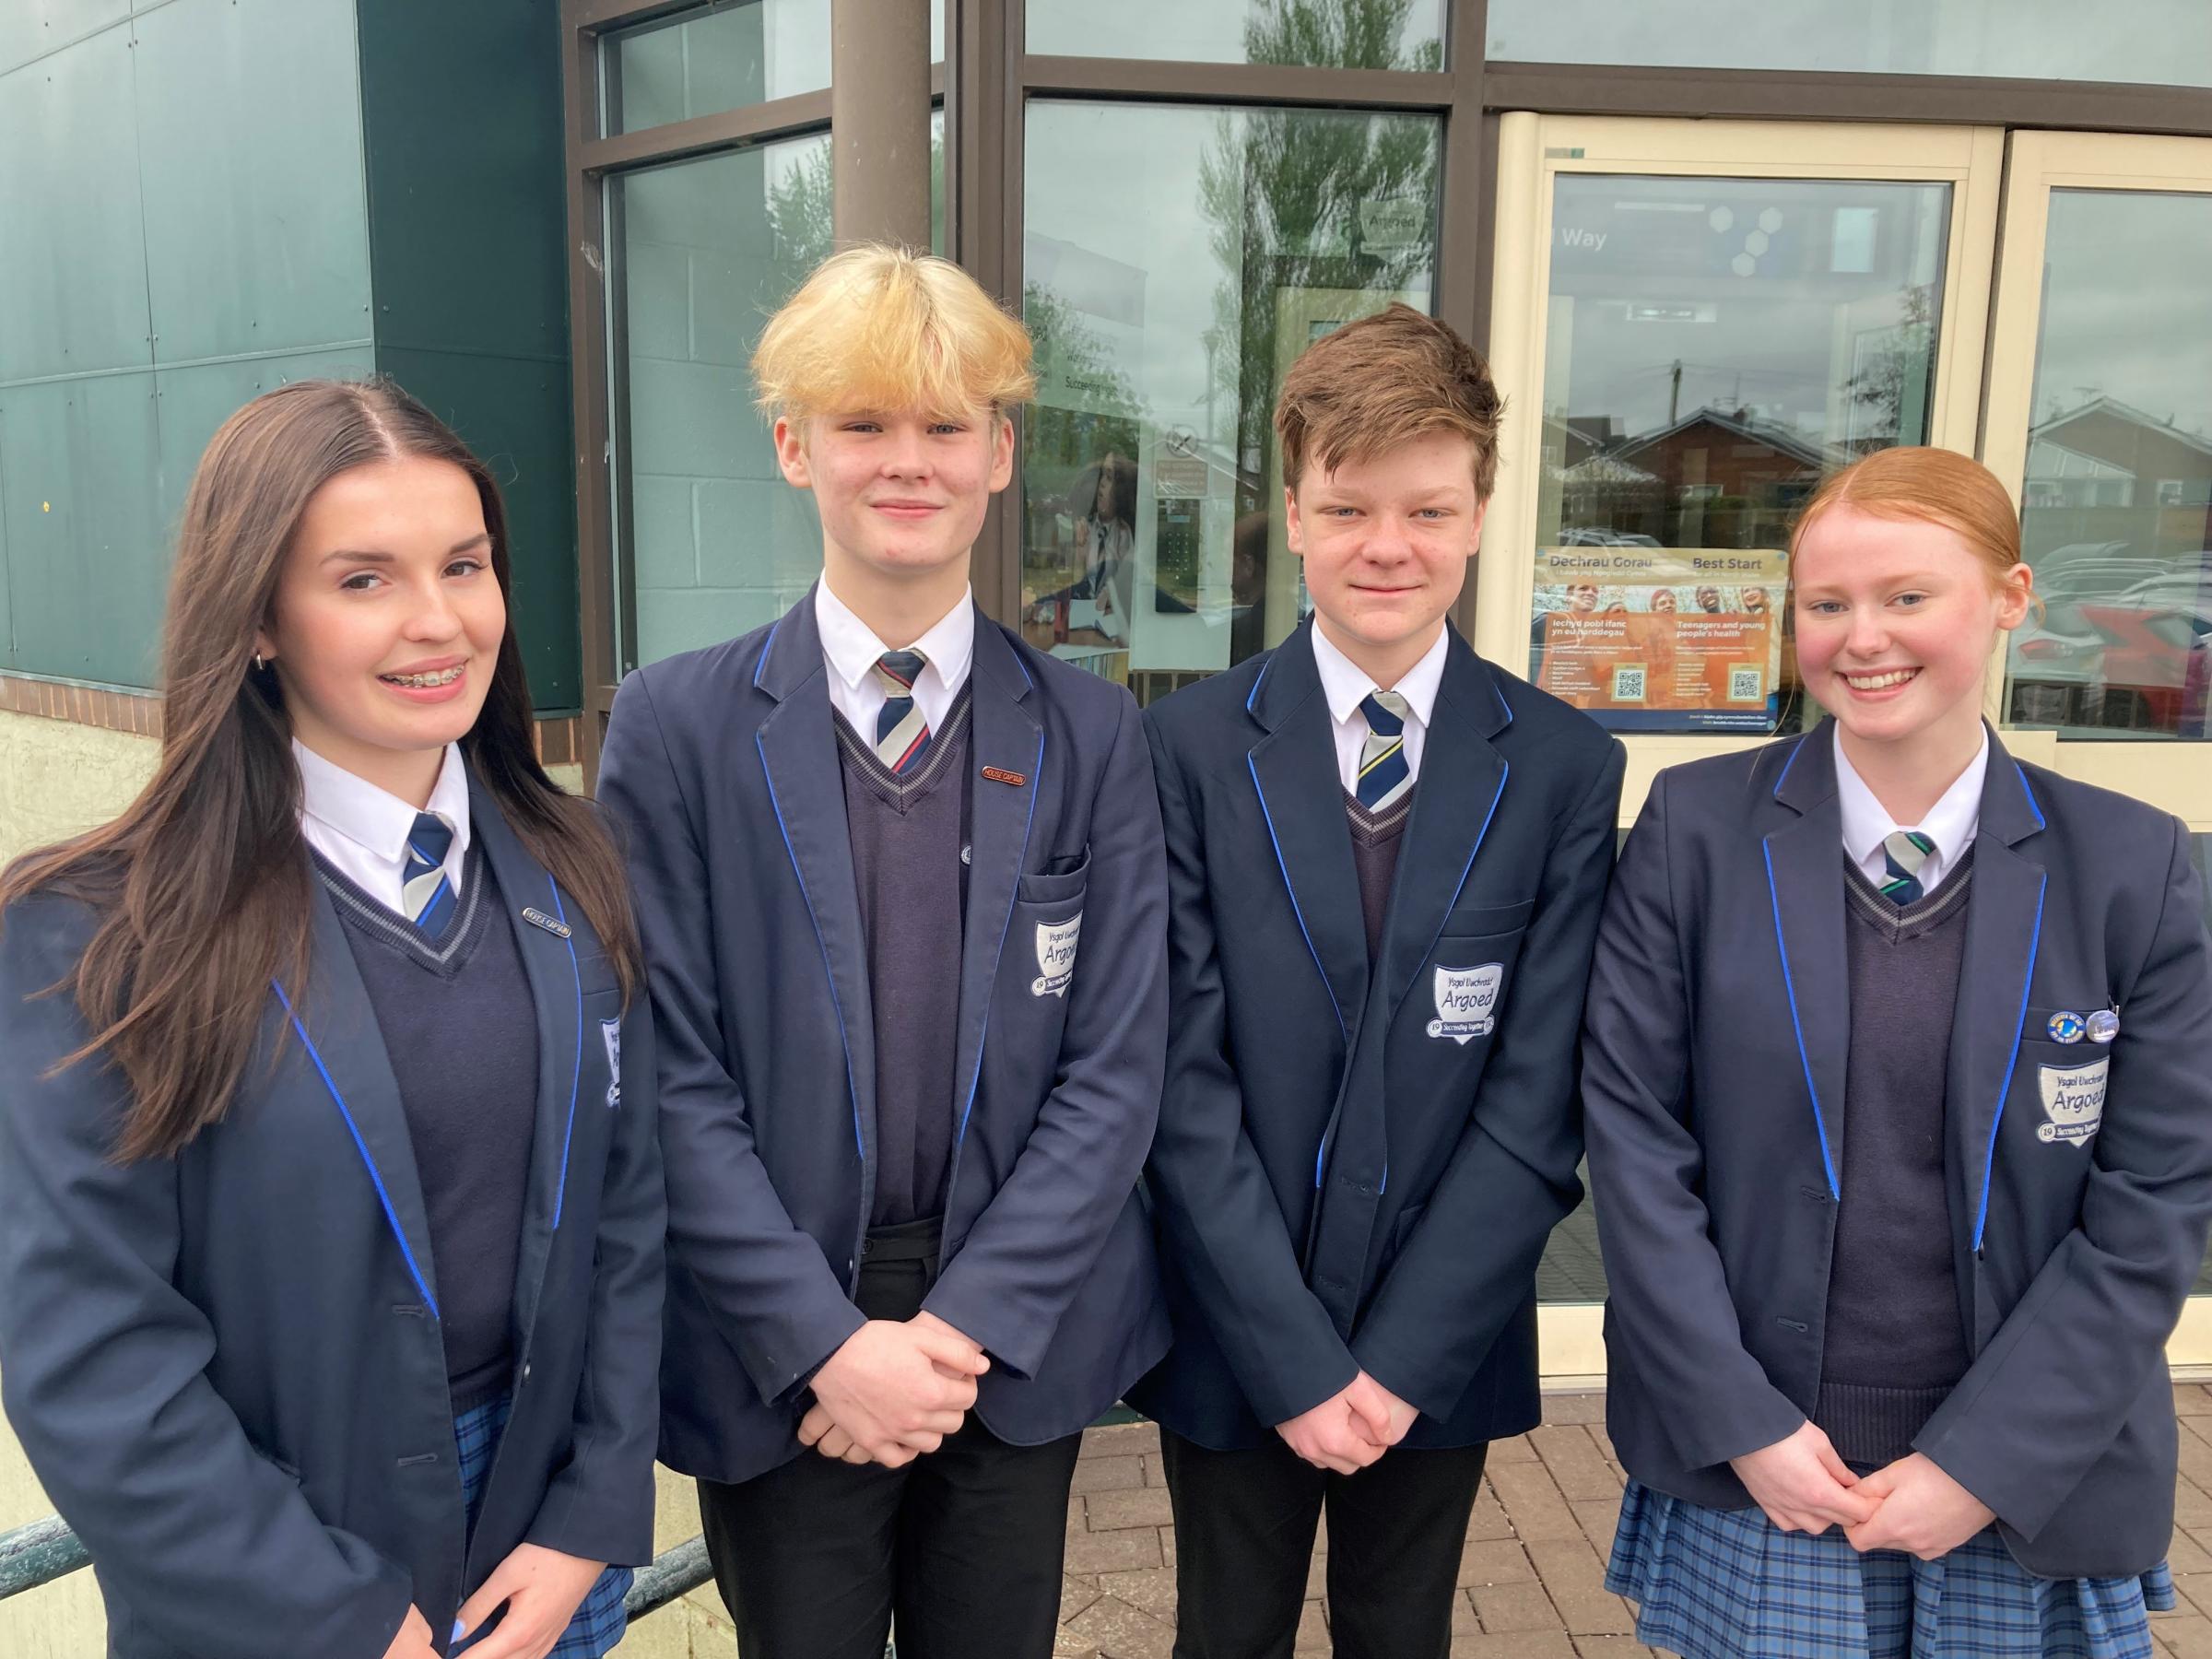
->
<box><xmin>253</xmin><ymin>653</ymin><xmax>266</xmax><ymax>672</ymax></box>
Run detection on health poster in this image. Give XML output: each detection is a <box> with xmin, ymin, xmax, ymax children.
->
<box><xmin>1529</xmin><ymin>546</ymin><xmax>1789</xmax><ymax>734</ymax></box>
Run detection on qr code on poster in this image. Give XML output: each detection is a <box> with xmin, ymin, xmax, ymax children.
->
<box><xmin>1610</xmin><ymin>665</ymin><xmax>1648</xmax><ymax>702</ymax></box>
<box><xmin>1727</xmin><ymin>665</ymin><xmax>1764</xmax><ymax>702</ymax></box>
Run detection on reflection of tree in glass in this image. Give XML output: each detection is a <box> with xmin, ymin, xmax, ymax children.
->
<box><xmin>1839</xmin><ymin>283</ymin><xmax>1936</xmax><ymax>457</ymax></box>
<box><xmin>1024</xmin><ymin>285</ymin><xmax>1147</xmax><ymax>440</ymax></box>
<box><xmin>762</xmin><ymin>126</ymin><xmax>948</xmax><ymax>277</ymax></box>
<box><xmin>766</xmin><ymin>142</ymin><xmax>834</xmax><ymax>275</ymax></box>
<box><xmin>1195</xmin><ymin>0</ymin><xmax>1441</xmax><ymax>524</ymax></box>
<box><xmin>1023</xmin><ymin>284</ymin><xmax>1147</xmax><ymax>567</ymax></box>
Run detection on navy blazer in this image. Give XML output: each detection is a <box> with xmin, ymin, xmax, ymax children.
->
<box><xmin>596</xmin><ymin>589</ymin><xmax>1170</xmax><ymax>1485</ymax></box>
<box><xmin>1583</xmin><ymin>721</ymin><xmax>2212</xmax><ymax>1579</ymax></box>
<box><xmin>0</xmin><ymin>779</ymin><xmax>665</xmax><ymax>1659</ymax></box>
<box><xmin>1129</xmin><ymin>621</ymin><xmax>1625</xmax><ymax>1450</ymax></box>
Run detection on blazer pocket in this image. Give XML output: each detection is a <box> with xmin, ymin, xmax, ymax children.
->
<box><xmin>1438</xmin><ymin>897</ymin><xmax>1535</xmax><ymax>938</ymax></box>
<box><xmin>566</xmin><ymin>945</ymin><xmax>617</xmax><ymax>997</ymax></box>
<box><xmin>1018</xmin><ymin>849</ymin><xmax>1091</xmax><ymax>908</ymax></box>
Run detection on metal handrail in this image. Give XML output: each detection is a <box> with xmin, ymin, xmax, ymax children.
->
<box><xmin>0</xmin><ymin>1513</ymin><xmax>715</xmax><ymax>1621</ymax></box>
<box><xmin>0</xmin><ymin>1516</ymin><xmax>88</xmax><ymax>1603</ymax></box>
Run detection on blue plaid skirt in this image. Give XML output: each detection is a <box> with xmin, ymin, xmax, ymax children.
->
<box><xmin>1606</xmin><ymin>1480</ymin><xmax>2173</xmax><ymax>1659</ymax></box>
<box><xmin>453</xmin><ymin>1395</ymin><xmax>631</xmax><ymax>1658</ymax></box>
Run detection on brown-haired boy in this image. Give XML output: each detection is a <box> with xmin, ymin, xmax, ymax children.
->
<box><xmin>1129</xmin><ymin>303</ymin><xmax>1623</xmax><ymax>1656</ymax></box>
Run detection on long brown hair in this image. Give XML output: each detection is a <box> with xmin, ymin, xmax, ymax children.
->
<box><xmin>0</xmin><ymin>378</ymin><xmax>641</xmax><ymax>1160</ymax></box>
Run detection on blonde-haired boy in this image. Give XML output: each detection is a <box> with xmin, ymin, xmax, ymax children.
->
<box><xmin>598</xmin><ymin>245</ymin><xmax>1170</xmax><ymax>1659</ymax></box>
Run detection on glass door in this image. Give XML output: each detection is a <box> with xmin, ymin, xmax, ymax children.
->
<box><xmin>1485</xmin><ymin>114</ymin><xmax>2008</xmax><ymax>1377</ymax></box>
<box><xmin>1484</xmin><ymin>114</ymin><xmax>2004</xmax><ymax>827</ymax></box>
<box><xmin>1981</xmin><ymin>132</ymin><xmax>2212</xmax><ymax>820</ymax></box>
<box><xmin>1978</xmin><ymin>131</ymin><xmax>2212</xmax><ymax>1366</ymax></box>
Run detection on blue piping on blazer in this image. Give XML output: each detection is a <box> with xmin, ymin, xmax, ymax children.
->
<box><xmin>268</xmin><ymin>978</ymin><xmax>441</xmax><ymax>1320</ymax></box>
<box><xmin>1979</xmin><ymin>872</ymin><xmax>2046</xmax><ymax>1253</ymax></box>
<box><xmin>752</xmin><ymin>613</ymin><xmax>869</xmax><ymax>1166</ymax></box>
<box><xmin>1403</xmin><ymin>760</ymin><xmax>1510</xmax><ymax>1018</ymax></box>
<box><xmin>1761</xmin><ymin>840</ymin><xmax>1841</xmax><ymax>1203</ymax></box>
<box><xmin>1249</xmin><ymin>753</ymin><xmax>1348</xmax><ymax>1049</ymax></box>
<box><xmin>1756</xmin><ymin>737</ymin><xmax>2053</xmax><ymax>1219</ymax></box>
<box><xmin>950</xmin><ymin>658</ymin><xmax>1043</xmax><ymax>1164</ymax></box>
<box><xmin>547</xmin><ymin>875</ymin><xmax>583</xmax><ymax>1231</ymax></box>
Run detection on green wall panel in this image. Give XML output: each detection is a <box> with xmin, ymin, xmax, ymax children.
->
<box><xmin>134</xmin><ymin>0</ymin><xmax>372</xmax><ymax>365</ymax></box>
<box><xmin>0</xmin><ymin>0</ymin><xmax>130</xmax><ymax>79</ymax></box>
<box><xmin>379</xmin><ymin>348</ymin><xmax>579</xmax><ymax>712</ymax></box>
<box><xmin>0</xmin><ymin>415</ymin><xmax>14</xmax><ymax>671</ymax></box>
<box><xmin>0</xmin><ymin>21</ymin><xmax>152</xmax><ymax>382</ymax></box>
<box><xmin>359</xmin><ymin>0</ymin><xmax>578</xmax><ymax>712</ymax></box>
<box><xmin>2</xmin><ymin>0</ymin><xmax>578</xmax><ymax>708</ymax></box>
<box><xmin>358</xmin><ymin>0</ymin><xmax>568</xmax><ymax>361</ymax></box>
<box><xmin>0</xmin><ymin>374</ymin><xmax>167</xmax><ymax>686</ymax></box>
<box><xmin>150</xmin><ymin>349</ymin><xmax>379</xmax><ymax>563</ymax></box>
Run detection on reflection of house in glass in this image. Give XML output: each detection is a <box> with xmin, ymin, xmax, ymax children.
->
<box><xmin>2025</xmin><ymin>396</ymin><xmax>2212</xmax><ymax>561</ymax></box>
<box><xmin>1547</xmin><ymin>405</ymin><xmax>1841</xmax><ymax>549</ymax></box>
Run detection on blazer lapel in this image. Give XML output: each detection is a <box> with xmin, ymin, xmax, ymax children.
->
<box><xmin>1246</xmin><ymin>622</ymin><xmax>1370</xmax><ymax>1047</ymax></box>
<box><xmin>1760</xmin><ymin>724</ymin><xmax>1852</xmax><ymax>1199</ymax></box>
<box><xmin>294</xmin><ymin>884</ymin><xmax>442</xmax><ymax>1315</ymax></box>
<box><xmin>1945</xmin><ymin>733</ymin><xmax>2049</xmax><ymax>1271</ymax></box>
<box><xmin>1378</xmin><ymin>632</ymin><xmax>1511</xmax><ymax>1022</ymax></box>
<box><xmin>467</xmin><ymin>779</ymin><xmax>582</xmax><ymax>1338</ymax></box>
<box><xmin>754</xmin><ymin>590</ymin><xmax>880</xmax><ymax>1197</ymax></box>
<box><xmin>947</xmin><ymin>618</ymin><xmax>1045</xmax><ymax>1209</ymax></box>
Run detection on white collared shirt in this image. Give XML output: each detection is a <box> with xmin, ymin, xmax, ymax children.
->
<box><xmin>295</xmin><ymin>739</ymin><xmax>472</xmax><ymax>916</ymax></box>
<box><xmin>1832</xmin><ymin>724</ymin><xmax>1987</xmax><ymax>894</ymax></box>
<box><xmin>814</xmin><ymin>580</ymin><xmax>976</xmax><ymax>739</ymax></box>
<box><xmin>1311</xmin><ymin>620</ymin><xmax>1449</xmax><ymax>796</ymax></box>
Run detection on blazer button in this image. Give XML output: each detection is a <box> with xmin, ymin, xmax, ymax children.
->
<box><xmin>521</xmin><ymin>1362</ymin><xmax>533</xmax><ymax>1384</ymax></box>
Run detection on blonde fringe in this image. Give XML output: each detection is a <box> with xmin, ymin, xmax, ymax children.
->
<box><xmin>753</xmin><ymin>244</ymin><xmax>1036</xmax><ymax>420</ymax></box>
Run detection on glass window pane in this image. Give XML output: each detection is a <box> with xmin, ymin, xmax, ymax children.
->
<box><xmin>1021</xmin><ymin>100</ymin><xmax>1441</xmax><ymax>703</ymax></box>
<box><xmin>1488</xmin><ymin>0</ymin><xmax>2212</xmax><ymax>88</ymax></box>
<box><xmin>2006</xmin><ymin>190</ymin><xmax>2212</xmax><ymax>742</ymax></box>
<box><xmin>605</xmin><ymin>0</ymin><xmax>945</xmax><ymax>137</ymax></box>
<box><xmin>611</xmin><ymin>136</ymin><xmax>832</xmax><ymax>668</ymax></box>
<box><xmin>1527</xmin><ymin>173</ymin><xmax>1950</xmax><ymax>735</ymax></box>
<box><xmin>604</xmin><ymin>0</ymin><xmax>829</xmax><ymax>136</ymax></box>
<box><xmin>1026</xmin><ymin>0</ymin><xmax>1444</xmax><ymax>71</ymax></box>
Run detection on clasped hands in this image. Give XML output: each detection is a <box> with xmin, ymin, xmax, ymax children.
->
<box><xmin>1729</xmin><ymin>1421</ymin><xmax>1996</xmax><ymax>1559</ymax></box>
<box><xmin>1274</xmin><ymin>1371</ymin><xmax>1420</xmax><ymax>1475</ymax></box>
<box><xmin>382</xmin><ymin>1542</ymin><xmax>610</xmax><ymax>1659</ymax></box>
<box><xmin>797</xmin><ymin>1311</ymin><xmax>990</xmax><ymax>1468</ymax></box>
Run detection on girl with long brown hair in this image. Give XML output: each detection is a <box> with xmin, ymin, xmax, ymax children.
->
<box><xmin>0</xmin><ymin>378</ymin><xmax>664</xmax><ymax>1659</ymax></box>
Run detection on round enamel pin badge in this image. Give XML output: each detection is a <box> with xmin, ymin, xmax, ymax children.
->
<box><xmin>2087</xmin><ymin>1008</ymin><xmax>2120</xmax><ymax>1043</ymax></box>
<box><xmin>2047</xmin><ymin>1010</ymin><xmax>2088</xmax><ymax>1044</ymax></box>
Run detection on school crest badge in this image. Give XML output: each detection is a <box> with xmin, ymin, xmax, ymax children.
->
<box><xmin>1427</xmin><ymin>962</ymin><xmax>1503</xmax><ymax>1045</ymax></box>
<box><xmin>1032</xmin><ymin>913</ymin><xmax>1081</xmax><ymax>998</ymax></box>
<box><xmin>601</xmin><ymin>1017</ymin><xmax>622</xmax><ymax>1109</ymax></box>
<box><xmin>2036</xmin><ymin>1055</ymin><xmax>2107</xmax><ymax>1147</ymax></box>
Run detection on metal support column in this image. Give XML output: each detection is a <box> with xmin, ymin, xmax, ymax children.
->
<box><xmin>831</xmin><ymin>0</ymin><xmax>933</xmax><ymax>249</ymax></box>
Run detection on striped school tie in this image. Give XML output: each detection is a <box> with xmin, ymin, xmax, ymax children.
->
<box><xmin>1880</xmin><ymin>829</ymin><xmax>1936</xmax><ymax>904</ymax></box>
<box><xmin>1356</xmin><ymin>691</ymin><xmax>1414</xmax><ymax>812</ymax></box>
<box><xmin>402</xmin><ymin>811</ymin><xmax>457</xmax><ymax>935</ymax></box>
<box><xmin>873</xmin><ymin>650</ymin><xmax>933</xmax><ymax>774</ymax></box>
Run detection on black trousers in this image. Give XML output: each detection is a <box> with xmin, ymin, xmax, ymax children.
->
<box><xmin>1159</xmin><ymin>1427</ymin><xmax>1488</xmax><ymax>1659</ymax></box>
<box><xmin>696</xmin><ymin>1218</ymin><xmax>1083</xmax><ymax>1659</ymax></box>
